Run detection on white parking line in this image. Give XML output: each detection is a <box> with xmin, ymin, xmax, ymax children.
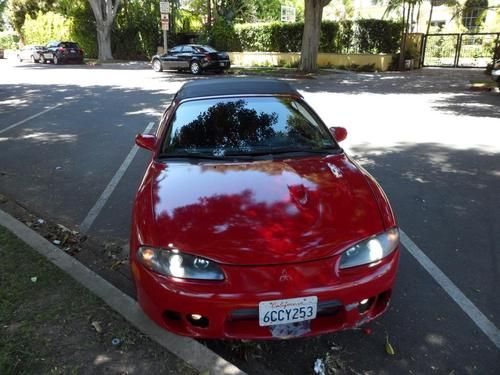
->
<box><xmin>400</xmin><ymin>230</ymin><xmax>500</xmax><ymax>350</ymax></box>
<box><xmin>79</xmin><ymin>121</ymin><xmax>155</xmax><ymax>233</ymax></box>
<box><xmin>0</xmin><ymin>103</ymin><xmax>62</xmax><ymax>135</ymax></box>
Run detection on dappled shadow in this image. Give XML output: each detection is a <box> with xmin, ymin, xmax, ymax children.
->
<box><xmin>295</xmin><ymin>68</ymin><xmax>499</xmax><ymax>119</ymax></box>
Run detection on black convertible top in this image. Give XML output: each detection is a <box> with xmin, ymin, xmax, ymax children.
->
<box><xmin>175</xmin><ymin>78</ymin><xmax>301</xmax><ymax>101</ymax></box>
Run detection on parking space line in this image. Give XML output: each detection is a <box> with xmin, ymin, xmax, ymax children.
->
<box><xmin>79</xmin><ymin>121</ymin><xmax>155</xmax><ymax>234</ymax></box>
<box><xmin>0</xmin><ymin>103</ymin><xmax>63</xmax><ymax>135</ymax></box>
<box><xmin>400</xmin><ymin>230</ymin><xmax>500</xmax><ymax>350</ymax></box>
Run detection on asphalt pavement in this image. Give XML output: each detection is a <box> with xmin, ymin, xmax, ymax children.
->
<box><xmin>1</xmin><ymin>58</ymin><xmax>499</xmax><ymax>374</ymax></box>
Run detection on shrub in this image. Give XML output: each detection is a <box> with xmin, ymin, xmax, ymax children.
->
<box><xmin>0</xmin><ymin>32</ymin><xmax>19</xmax><ymax>49</ymax></box>
<box><xmin>22</xmin><ymin>12</ymin><xmax>72</xmax><ymax>45</ymax></box>
<box><xmin>232</xmin><ymin>19</ymin><xmax>401</xmax><ymax>53</ymax></box>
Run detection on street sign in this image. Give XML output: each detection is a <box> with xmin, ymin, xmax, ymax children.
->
<box><xmin>161</xmin><ymin>14</ymin><xmax>168</xmax><ymax>22</ymax></box>
<box><xmin>160</xmin><ymin>1</ymin><xmax>169</xmax><ymax>14</ymax></box>
<box><xmin>161</xmin><ymin>17</ymin><xmax>169</xmax><ymax>31</ymax></box>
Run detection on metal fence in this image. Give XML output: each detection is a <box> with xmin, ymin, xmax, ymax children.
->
<box><xmin>422</xmin><ymin>32</ymin><xmax>500</xmax><ymax>68</ymax></box>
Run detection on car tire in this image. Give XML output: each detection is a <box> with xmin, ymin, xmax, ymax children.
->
<box><xmin>190</xmin><ymin>61</ymin><xmax>201</xmax><ymax>75</ymax></box>
<box><xmin>17</xmin><ymin>55</ymin><xmax>22</xmax><ymax>62</ymax></box>
<box><xmin>40</xmin><ymin>55</ymin><xmax>45</xmax><ymax>64</ymax></box>
<box><xmin>53</xmin><ymin>55</ymin><xmax>60</xmax><ymax>65</ymax></box>
<box><xmin>153</xmin><ymin>59</ymin><xmax>163</xmax><ymax>72</ymax></box>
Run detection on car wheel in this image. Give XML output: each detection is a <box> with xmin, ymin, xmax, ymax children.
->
<box><xmin>153</xmin><ymin>59</ymin><xmax>163</xmax><ymax>72</ymax></box>
<box><xmin>190</xmin><ymin>61</ymin><xmax>201</xmax><ymax>75</ymax></box>
<box><xmin>53</xmin><ymin>55</ymin><xmax>59</xmax><ymax>65</ymax></box>
<box><xmin>40</xmin><ymin>55</ymin><xmax>45</xmax><ymax>64</ymax></box>
<box><xmin>17</xmin><ymin>55</ymin><xmax>22</xmax><ymax>62</ymax></box>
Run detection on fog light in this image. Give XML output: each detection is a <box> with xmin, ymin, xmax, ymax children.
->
<box><xmin>358</xmin><ymin>297</ymin><xmax>374</xmax><ymax>314</ymax></box>
<box><xmin>186</xmin><ymin>314</ymin><xmax>209</xmax><ymax>328</ymax></box>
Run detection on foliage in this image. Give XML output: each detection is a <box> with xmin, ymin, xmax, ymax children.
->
<box><xmin>231</xmin><ymin>19</ymin><xmax>402</xmax><ymax>53</ymax></box>
<box><xmin>7</xmin><ymin>0</ymin><xmax>56</xmax><ymax>36</ymax></box>
<box><xmin>22</xmin><ymin>11</ymin><xmax>71</xmax><ymax>45</ymax></box>
<box><xmin>199</xmin><ymin>17</ymin><xmax>240</xmax><ymax>52</ymax></box>
<box><xmin>354</xmin><ymin>19</ymin><xmax>402</xmax><ymax>54</ymax></box>
<box><xmin>0</xmin><ymin>30</ymin><xmax>18</xmax><ymax>48</ymax></box>
<box><xmin>214</xmin><ymin>0</ymin><xmax>255</xmax><ymax>23</ymax></box>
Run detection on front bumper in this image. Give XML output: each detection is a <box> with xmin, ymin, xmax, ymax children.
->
<box><xmin>131</xmin><ymin>249</ymin><xmax>400</xmax><ymax>339</ymax></box>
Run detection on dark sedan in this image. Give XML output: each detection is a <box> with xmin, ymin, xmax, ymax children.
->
<box><xmin>44</xmin><ymin>41</ymin><xmax>84</xmax><ymax>64</ymax></box>
<box><xmin>151</xmin><ymin>44</ymin><xmax>230</xmax><ymax>75</ymax></box>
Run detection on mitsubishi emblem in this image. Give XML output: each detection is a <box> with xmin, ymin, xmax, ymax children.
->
<box><xmin>279</xmin><ymin>269</ymin><xmax>292</xmax><ymax>282</ymax></box>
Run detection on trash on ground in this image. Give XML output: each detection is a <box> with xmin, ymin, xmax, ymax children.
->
<box><xmin>313</xmin><ymin>358</ymin><xmax>326</xmax><ymax>375</ymax></box>
<box><xmin>111</xmin><ymin>338</ymin><xmax>122</xmax><ymax>347</ymax></box>
<box><xmin>30</xmin><ymin>276</ymin><xmax>37</xmax><ymax>283</ymax></box>
<box><xmin>91</xmin><ymin>321</ymin><xmax>103</xmax><ymax>333</ymax></box>
<box><xmin>37</xmin><ymin>218</ymin><xmax>45</xmax><ymax>224</ymax></box>
<box><xmin>385</xmin><ymin>334</ymin><xmax>396</xmax><ymax>355</ymax></box>
<box><xmin>52</xmin><ymin>240</ymin><xmax>61</xmax><ymax>245</ymax></box>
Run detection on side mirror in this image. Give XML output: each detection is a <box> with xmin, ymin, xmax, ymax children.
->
<box><xmin>329</xmin><ymin>127</ymin><xmax>347</xmax><ymax>143</ymax></box>
<box><xmin>135</xmin><ymin>134</ymin><xmax>157</xmax><ymax>151</ymax></box>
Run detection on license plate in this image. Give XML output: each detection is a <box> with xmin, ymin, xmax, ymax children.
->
<box><xmin>70</xmin><ymin>49</ymin><xmax>75</xmax><ymax>53</ymax></box>
<box><xmin>44</xmin><ymin>53</ymin><xmax>52</xmax><ymax>58</ymax></box>
<box><xmin>219</xmin><ymin>62</ymin><xmax>225</xmax><ymax>66</ymax></box>
<box><xmin>259</xmin><ymin>296</ymin><xmax>317</xmax><ymax>326</ymax></box>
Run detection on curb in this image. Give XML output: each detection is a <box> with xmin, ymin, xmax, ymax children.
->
<box><xmin>0</xmin><ymin>208</ymin><xmax>245</xmax><ymax>375</ymax></box>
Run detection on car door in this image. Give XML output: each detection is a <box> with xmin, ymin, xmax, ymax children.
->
<box><xmin>176</xmin><ymin>46</ymin><xmax>195</xmax><ymax>69</ymax></box>
<box><xmin>161</xmin><ymin>46</ymin><xmax>183</xmax><ymax>69</ymax></box>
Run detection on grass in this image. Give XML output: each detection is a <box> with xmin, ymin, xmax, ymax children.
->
<box><xmin>0</xmin><ymin>226</ymin><xmax>196</xmax><ymax>375</ymax></box>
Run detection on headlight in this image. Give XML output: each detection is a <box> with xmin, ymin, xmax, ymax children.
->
<box><xmin>137</xmin><ymin>246</ymin><xmax>224</xmax><ymax>280</ymax></box>
<box><xmin>339</xmin><ymin>228</ymin><xmax>399</xmax><ymax>269</ymax></box>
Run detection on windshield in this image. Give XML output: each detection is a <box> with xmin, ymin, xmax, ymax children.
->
<box><xmin>161</xmin><ymin>97</ymin><xmax>338</xmax><ymax>157</ymax></box>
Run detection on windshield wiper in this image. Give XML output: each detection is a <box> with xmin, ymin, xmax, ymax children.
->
<box><xmin>246</xmin><ymin>147</ymin><xmax>340</xmax><ymax>156</ymax></box>
<box><xmin>158</xmin><ymin>152</ymin><xmax>227</xmax><ymax>160</ymax></box>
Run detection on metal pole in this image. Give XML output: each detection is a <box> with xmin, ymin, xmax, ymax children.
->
<box><xmin>163</xmin><ymin>30</ymin><xmax>168</xmax><ymax>53</ymax></box>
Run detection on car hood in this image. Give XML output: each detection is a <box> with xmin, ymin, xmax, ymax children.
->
<box><xmin>145</xmin><ymin>154</ymin><xmax>385</xmax><ymax>265</ymax></box>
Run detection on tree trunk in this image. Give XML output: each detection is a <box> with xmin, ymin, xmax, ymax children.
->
<box><xmin>96</xmin><ymin>24</ymin><xmax>113</xmax><ymax>61</ymax></box>
<box><xmin>300</xmin><ymin>0</ymin><xmax>331</xmax><ymax>73</ymax></box>
<box><xmin>399</xmin><ymin>1</ymin><xmax>407</xmax><ymax>70</ymax></box>
<box><xmin>87</xmin><ymin>0</ymin><xmax>121</xmax><ymax>61</ymax></box>
<box><xmin>207</xmin><ymin>0</ymin><xmax>212</xmax><ymax>27</ymax></box>
<box><xmin>426</xmin><ymin>3</ymin><xmax>434</xmax><ymax>35</ymax></box>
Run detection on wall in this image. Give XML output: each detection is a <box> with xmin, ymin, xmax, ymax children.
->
<box><xmin>228</xmin><ymin>51</ymin><xmax>394</xmax><ymax>71</ymax></box>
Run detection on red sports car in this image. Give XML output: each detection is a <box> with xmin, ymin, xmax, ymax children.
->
<box><xmin>131</xmin><ymin>78</ymin><xmax>400</xmax><ymax>339</ymax></box>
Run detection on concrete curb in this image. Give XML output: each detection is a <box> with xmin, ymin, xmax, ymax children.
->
<box><xmin>0</xmin><ymin>208</ymin><xmax>245</xmax><ymax>375</ymax></box>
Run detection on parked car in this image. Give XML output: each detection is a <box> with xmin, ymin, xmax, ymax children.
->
<box><xmin>151</xmin><ymin>44</ymin><xmax>230</xmax><ymax>75</ymax></box>
<box><xmin>491</xmin><ymin>59</ymin><xmax>500</xmax><ymax>83</ymax></box>
<box><xmin>16</xmin><ymin>45</ymin><xmax>49</xmax><ymax>63</ymax></box>
<box><xmin>131</xmin><ymin>78</ymin><xmax>400</xmax><ymax>339</ymax></box>
<box><xmin>44</xmin><ymin>41</ymin><xmax>84</xmax><ymax>64</ymax></box>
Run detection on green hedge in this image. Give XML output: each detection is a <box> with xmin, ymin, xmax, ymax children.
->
<box><xmin>228</xmin><ymin>19</ymin><xmax>402</xmax><ymax>54</ymax></box>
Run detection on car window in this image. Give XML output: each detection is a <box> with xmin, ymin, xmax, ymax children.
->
<box><xmin>182</xmin><ymin>46</ymin><xmax>194</xmax><ymax>53</ymax></box>
<box><xmin>169</xmin><ymin>46</ymin><xmax>183</xmax><ymax>53</ymax></box>
<box><xmin>192</xmin><ymin>46</ymin><xmax>205</xmax><ymax>53</ymax></box>
<box><xmin>201</xmin><ymin>45</ymin><xmax>217</xmax><ymax>53</ymax></box>
<box><xmin>162</xmin><ymin>97</ymin><xmax>337</xmax><ymax>156</ymax></box>
<box><xmin>65</xmin><ymin>42</ymin><xmax>79</xmax><ymax>48</ymax></box>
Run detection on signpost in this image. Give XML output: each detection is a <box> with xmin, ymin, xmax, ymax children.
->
<box><xmin>160</xmin><ymin>1</ymin><xmax>169</xmax><ymax>53</ymax></box>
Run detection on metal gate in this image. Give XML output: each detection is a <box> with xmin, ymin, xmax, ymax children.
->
<box><xmin>422</xmin><ymin>32</ymin><xmax>500</xmax><ymax>68</ymax></box>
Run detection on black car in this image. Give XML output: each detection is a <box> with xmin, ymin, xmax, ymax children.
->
<box><xmin>151</xmin><ymin>44</ymin><xmax>230</xmax><ymax>75</ymax></box>
<box><xmin>44</xmin><ymin>41</ymin><xmax>84</xmax><ymax>64</ymax></box>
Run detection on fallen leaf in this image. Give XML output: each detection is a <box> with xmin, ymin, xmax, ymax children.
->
<box><xmin>91</xmin><ymin>321</ymin><xmax>103</xmax><ymax>333</ymax></box>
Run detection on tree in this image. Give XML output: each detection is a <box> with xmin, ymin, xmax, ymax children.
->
<box><xmin>299</xmin><ymin>0</ymin><xmax>331</xmax><ymax>73</ymax></box>
<box><xmin>87</xmin><ymin>0</ymin><xmax>121</xmax><ymax>60</ymax></box>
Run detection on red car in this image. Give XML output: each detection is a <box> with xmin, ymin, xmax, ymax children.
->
<box><xmin>131</xmin><ymin>78</ymin><xmax>400</xmax><ymax>339</ymax></box>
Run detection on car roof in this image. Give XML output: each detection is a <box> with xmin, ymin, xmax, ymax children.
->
<box><xmin>175</xmin><ymin>78</ymin><xmax>301</xmax><ymax>101</ymax></box>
